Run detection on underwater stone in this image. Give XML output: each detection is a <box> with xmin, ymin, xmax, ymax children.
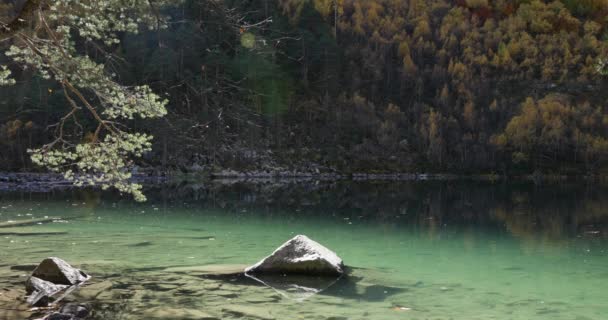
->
<box><xmin>72</xmin><ymin>280</ymin><xmax>112</xmax><ymax>300</ymax></box>
<box><xmin>46</xmin><ymin>313</ymin><xmax>75</xmax><ymax>320</ymax></box>
<box><xmin>222</xmin><ymin>305</ymin><xmax>275</xmax><ymax>320</ymax></box>
<box><xmin>142</xmin><ymin>307</ymin><xmax>220</xmax><ymax>320</ymax></box>
<box><xmin>245</xmin><ymin>235</ymin><xmax>344</xmax><ymax>276</ymax></box>
<box><xmin>25</xmin><ymin>277</ymin><xmax>68</xmax><ymax>305</ymax></box>
<box><xmin>25</xmin><ymin>277</ymin><xmax>67</xmax><ymax>295</ymax></box>
<box><xmin>60</xmin><ymin>302</ymin><xmax>92</xmax><ymax>318</ymax></box>
<box><xmin>245</xmin><ymin>273</ymin><xmax>341</xmax><ymax>301</ymax></box>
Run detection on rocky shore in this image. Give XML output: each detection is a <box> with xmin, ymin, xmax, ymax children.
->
<box><xmin>3</xmin><ymin>235</ymin><xmax>347</xmax><ymax>319</ymax></box>
<box><xmin>0</xmin><ymin>173</ymin><xmax>168</xmax><ymax>193</ymax></box>
<box><xmin>0</xmin><ymin>171</ymin><xmax>474</xmax><ymax>191</ymax></box>
<box><xmin>0</xmin><ymin>260</ymin><xmax>409</xmax><ymax>320</ymax></box>
<box><xmin>0</xmin><ymin>171</ymin><xmax>603</xmax><ymax>194</ymax></box>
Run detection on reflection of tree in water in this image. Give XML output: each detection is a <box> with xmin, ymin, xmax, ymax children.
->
<box><xmin>490</xmin><ymin>184</ymin><xmax>608</xmax><ymax>247</ymax></box>
<box><xmin>146</xmin><ymin>180</ymin><xmax>608</xmax><ymax>242</ymax></box>
<box><xmin>78</xmin><ymin>189</ymin><xmax>103</xmax><ymax>217</ymax></box>
<box><xmin>16</xmin><ymin>180</ymin><xmax>605</xmax><ymax>244</ymax></box>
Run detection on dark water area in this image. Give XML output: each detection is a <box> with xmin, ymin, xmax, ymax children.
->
<box><xmin>0</xmin><ymin>180</ymin><xmax>607</xmax><ymax>320</ymax></box>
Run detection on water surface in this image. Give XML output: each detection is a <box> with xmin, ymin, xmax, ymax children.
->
<box><xmin>0</xmin><ymin>181</ymin><xmax>607</xmax><ymax>320</ymax></box>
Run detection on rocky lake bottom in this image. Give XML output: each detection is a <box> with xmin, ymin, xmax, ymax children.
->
<box><xmin>0</xmin><ymin>181</ymin><xmax>607</xmax><ymax>320</ymax></box>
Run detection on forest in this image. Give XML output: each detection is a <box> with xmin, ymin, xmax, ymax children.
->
<box><xmin>1</xmin><ymin>0</ymin><xmax>607</xmax><ymax>177</ymax></box>
<box><xmin>1</xmin><ymin>2</ymin><xmax>608</xmax><ymax>319</ymax></box>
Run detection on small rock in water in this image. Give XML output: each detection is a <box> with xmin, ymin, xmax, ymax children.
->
<box><xmin>142</xmin><ymin>306</ymin><xmax>219</xmax><ymax>320</ymax></box>
<box><xmin>47</xmin><ymin>313</ymin><xmax>75</xmax><ymax>320</ymax></box>
<box><xmin>60</xmin><ymin>302</ymin><xmax>92</xmax><ymax>318</ymax></box>
<box><xmin>245</xmin><ymin>235</ymin><xmax>344</xmax><ymax>276</ymax></box>
<box><xmin>222</xmin><ymin>305</ymin><xmax>275</xmax><ymax>320</ymax></box>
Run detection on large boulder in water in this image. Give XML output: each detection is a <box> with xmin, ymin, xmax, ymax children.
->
<box><xmin>25</xmin><ymin>257</ymin><xmax>90</xmax><ymax>306</ymax></box>
<box><xmin>245</xmin><ymin>235</ymin><xmax>344</xmax><ymax>276</ymax></box>
<box><xmin>30</xmin><ymin>257</ymin><xmax>89</xmax><ymax>285</ymax></box>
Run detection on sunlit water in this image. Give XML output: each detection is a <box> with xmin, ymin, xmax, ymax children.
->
<box><xmin>1</xmin><ymin>181</ymin><xmax>607</xmax><ymax>320</ymax></box>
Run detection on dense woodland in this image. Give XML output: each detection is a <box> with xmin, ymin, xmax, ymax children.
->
<box><xmin>1</xmin><ymin>0</ymin><xmax>607</xmax><ymax>176</ymax></box>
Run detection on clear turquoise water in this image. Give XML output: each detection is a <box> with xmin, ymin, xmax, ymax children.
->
<box><xmin>1</xmin><ymin>181</ymin><xmax>607</xmax><ymax>320</ymax></box>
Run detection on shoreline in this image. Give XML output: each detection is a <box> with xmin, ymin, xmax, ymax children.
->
<box><xmin>0</xmin><ymin>171</ymin><xmax>605</xmax><ymax>193</ymax></box>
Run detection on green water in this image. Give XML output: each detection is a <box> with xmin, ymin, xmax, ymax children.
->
<box><xmin>1</xmin><ymin>181</ymin><xmax>607</xmax><ymax>320</ymax></box>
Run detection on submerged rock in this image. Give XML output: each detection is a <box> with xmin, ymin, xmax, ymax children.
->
<box><xmin>56</xmin><ymin>303</ymin><xmax>92</xmax><ymax>319</ymax></box>
<box><xmin>222</xmin><ymin>305</ymin><xmax>275</xmax><ymax>320</ymax></box>
<box><xmin>46</xmin><ymin>313</ymin><xmax>76</xmax><ymax>320</ymax></box>
<box><xmin>72</xmin><ymin>280</ymin><xmax>112</xmax><ymax>300</ymax></box>
<box><xmin>0</xmin><ymin>288</ymin><xmax>32</xmax><ymax>320</ymax></box>
<box><xmin>245</xmin><ymin>235</ymin><xmax>344</xmax><ymax>276</ymax></box>
<box><xmin>46</xmin><ymin>305</ymin><xmax>91</xmax><ymax>320</ymax></box>
<box><xmin>25</xmin><ymin>277</ymin><xmax>68</xmax><ymax>304</ymax></box>
<box><xmin>142</xmin><ymin>307</ymin><xmax>220</xmax><ymax>320</ymax></box>
<box><xmin>245</xmin><ymin>273</ymin><xmax>341</xmax><ymax>301</ymax></box>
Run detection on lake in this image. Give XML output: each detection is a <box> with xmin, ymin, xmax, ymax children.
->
<box><xmin>0</xmin><ymin>180</ymin><xmax>607</xmax><ymax>320</ymax></box>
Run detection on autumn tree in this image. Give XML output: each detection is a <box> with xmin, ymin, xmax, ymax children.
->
<box><xmin>495</xmin><ymin>95</ymin><xmax>607</xmax><ymax>170</ymax></box>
